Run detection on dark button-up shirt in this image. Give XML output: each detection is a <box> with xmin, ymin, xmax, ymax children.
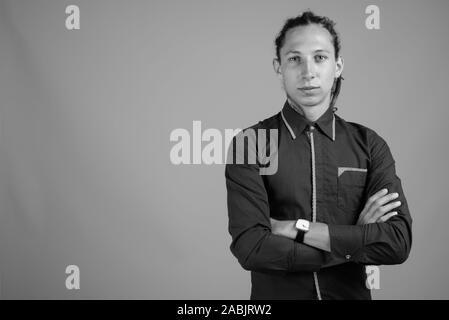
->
<box><xmin>225</xmin><ymin>101</ymin><xmax>413</xmax><ymax>300</ymax></box>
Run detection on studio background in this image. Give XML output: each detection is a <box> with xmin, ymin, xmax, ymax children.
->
<box><xmin>1</xmin><ymin>0</ymin><xmax>448</xmax><ymax>299</ymax></box>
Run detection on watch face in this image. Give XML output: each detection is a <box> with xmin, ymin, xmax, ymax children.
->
<box><xmin>296</xmin><ymin>219</ymin><xmax>310</xmax><ymax>231</ymax></box>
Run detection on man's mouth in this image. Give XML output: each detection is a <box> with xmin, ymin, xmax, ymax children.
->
<box><xmin>299</xmin><ymin>86</ymin><xmax>320</xmax><ymax>90</ymax></box>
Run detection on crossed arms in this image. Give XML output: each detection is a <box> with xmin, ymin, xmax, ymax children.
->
<box><xmin>225</xmin><ymin>133</ymin><xmax>413</xmax><ymax>273</ymax></box>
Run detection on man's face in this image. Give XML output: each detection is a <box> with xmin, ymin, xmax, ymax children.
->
<box><xmin>274</xmin><ymin>24</ymin><xmax>343</xmax><ymax>110</ymax></box>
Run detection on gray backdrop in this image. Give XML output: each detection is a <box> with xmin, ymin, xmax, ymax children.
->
<box><xmin>1</xmin><ymin>0</ymin><xmax>448</xmax><ymax>299</ymax></box>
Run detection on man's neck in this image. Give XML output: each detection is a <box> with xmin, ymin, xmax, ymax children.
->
<box><xmin>287</xmin><ymin>97</ymin><xmax>330</xmax><ymax>122</ymax></box>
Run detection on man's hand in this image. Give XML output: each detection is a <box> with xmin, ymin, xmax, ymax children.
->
<box><xmin>270</xmin><ymin>218</ymin><xmax>296</xmax><ymax>239</ymax></box>
<box><xmin>357</xmin><ymin>188</ymin><xmax>401</xmax><ymax>225</ymax></box>
<box><xmin>270</xmin><ymin>218</ymin><xmax>331</xmax><ymax>251</ymax></box>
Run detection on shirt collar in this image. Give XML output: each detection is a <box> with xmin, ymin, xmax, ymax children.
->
<box><xmin>281</xmin><ymin>100</ymin><xmax>336</xmax><ymax>141</ymax></box>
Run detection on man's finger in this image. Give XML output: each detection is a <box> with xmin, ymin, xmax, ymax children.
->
<box><xmin>363</xmin><ymin>188</ymin><xmax>388</xmax><ymax>212</ymax></box>
<box><xmin>366</xmin><ymin>192</ymin><xmax>399</xmax><ymax>213</ymax></box>
<box><xmin>368</xmin><ymin>201</ymin><xmax>401</xmax><ymax>223</ymax></box>
<box><xmin>358</xmin><ymin>189</ymin><xmax>388</xmax><ymax>224</ymax></box>
<box><xmin>377</xmin><ymin>211</ymin><xmax>398</xmax><ymax>223</ymax></box>
<box><xmin>380</xmin><ymin>201</ymin><xmax>402</xmax><ymax>214</ymax></box>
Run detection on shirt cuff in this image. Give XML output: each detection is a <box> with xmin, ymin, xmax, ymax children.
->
<box><xmin>328</xmin><ymin>224</ymin><xmax>365</xmax><ymax>263</ymax></box>
<box><xmin>288</xmin><ymin>242</ymin><xmax>328</xmax><ymax>272</ymax></box>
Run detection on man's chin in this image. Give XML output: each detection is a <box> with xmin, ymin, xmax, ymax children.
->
<box><xmin>291</xmin><ymin>97</ymin><xmax>324</xmax><ymax>108</ymax></box>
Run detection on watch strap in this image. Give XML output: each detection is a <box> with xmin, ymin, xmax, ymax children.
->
<box><xmin>295</xmin><ymin>229</ymin><xmax>306</xmax><ymax>243</ymax></box>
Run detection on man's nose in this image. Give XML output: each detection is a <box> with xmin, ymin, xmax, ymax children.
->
<box><xmin>301</xmin><ymin>60</ymin><xmax>316</xmax><ymax>80</ymax></box>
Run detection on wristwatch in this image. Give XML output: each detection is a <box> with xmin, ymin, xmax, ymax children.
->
<box><xmin>295</xmin><ymin>219</ymin><xmax>310</xmax><ymax>243</ymax></box>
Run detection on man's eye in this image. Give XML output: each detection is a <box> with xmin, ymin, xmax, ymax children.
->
<box><xmin>315</xmin><ymin>55</ymin><xmax>328</xmax><ymax>62</ymax></box>
<box><xmin>288</xmin><ymin>56</ymin><xmax>300</xmax><ymax>62</ymax></box>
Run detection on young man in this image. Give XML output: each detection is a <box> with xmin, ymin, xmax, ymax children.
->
<box><xmin>225</xmin><ymin>11</ymin><xmax>412</xmax><ymax>300</ymax></box>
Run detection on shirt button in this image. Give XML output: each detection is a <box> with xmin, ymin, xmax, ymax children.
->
<box><xmin>345</xmin><ymin>254</ymin><xmax>351</xmax><ymax>260</ymax></box>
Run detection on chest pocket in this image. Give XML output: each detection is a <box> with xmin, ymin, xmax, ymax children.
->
<box><xmin>337</xmin><ymin>167</ymin><xmax>368</xmax><ymax>214</ymax></box>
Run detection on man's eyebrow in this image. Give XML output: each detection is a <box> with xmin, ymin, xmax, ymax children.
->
<box><xmin>284</xmin><ymin>49</ymin><xmax>331</xmax><ymax>55</ymax></box>
<box><xmin>285</xmin><ymin>50</ymin><xmax>302</xmax><ymax>55</ymax></box>
<box><xmin>315</xmin><ymin>49</ymin><xmax>331</xmax><ymax>54</ymax></box>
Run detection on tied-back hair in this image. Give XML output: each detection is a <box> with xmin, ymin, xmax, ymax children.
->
<box><xmin>274</xmin><ymin>10</ymin><xmax>344</xmax><ymax>110</ymax></box>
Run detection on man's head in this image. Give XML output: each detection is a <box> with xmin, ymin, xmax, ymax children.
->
<box><xmin>273</xmin><ymin>11</ymin><xmax>344</xmax><ymax>112</ymax></box>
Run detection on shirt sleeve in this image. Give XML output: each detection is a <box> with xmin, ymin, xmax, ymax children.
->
<box><xmin>225</xmin><ymin>133</ymin><xmax>328</xmax><ymax>273</ymax></box>
<box><xmin>327</xmin><ymin>130</ymin><xmax>413</xmax><ymax>266</ymax></box>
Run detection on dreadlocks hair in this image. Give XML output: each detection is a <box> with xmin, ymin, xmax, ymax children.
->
<box><xmin>274</xmin><ymin>10</ymin><xmax>344</xmax><ymax>110</ymax></box>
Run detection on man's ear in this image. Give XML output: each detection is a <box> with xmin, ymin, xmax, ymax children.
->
<box><xmin>335</xmin><ymin>56</ymin><xmax>344</xmax><ymax>78</ymax></box>
<box><xmin>273</xmin><ymin>58</ymin><xmax>282</xmax><ymax>80</ymax></box>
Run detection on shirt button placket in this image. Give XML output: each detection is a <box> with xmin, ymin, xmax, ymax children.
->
<box><xmin>309</xmin><ymin>124</ymin><xmax>322</xmax><ymax>300</ymax></box>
